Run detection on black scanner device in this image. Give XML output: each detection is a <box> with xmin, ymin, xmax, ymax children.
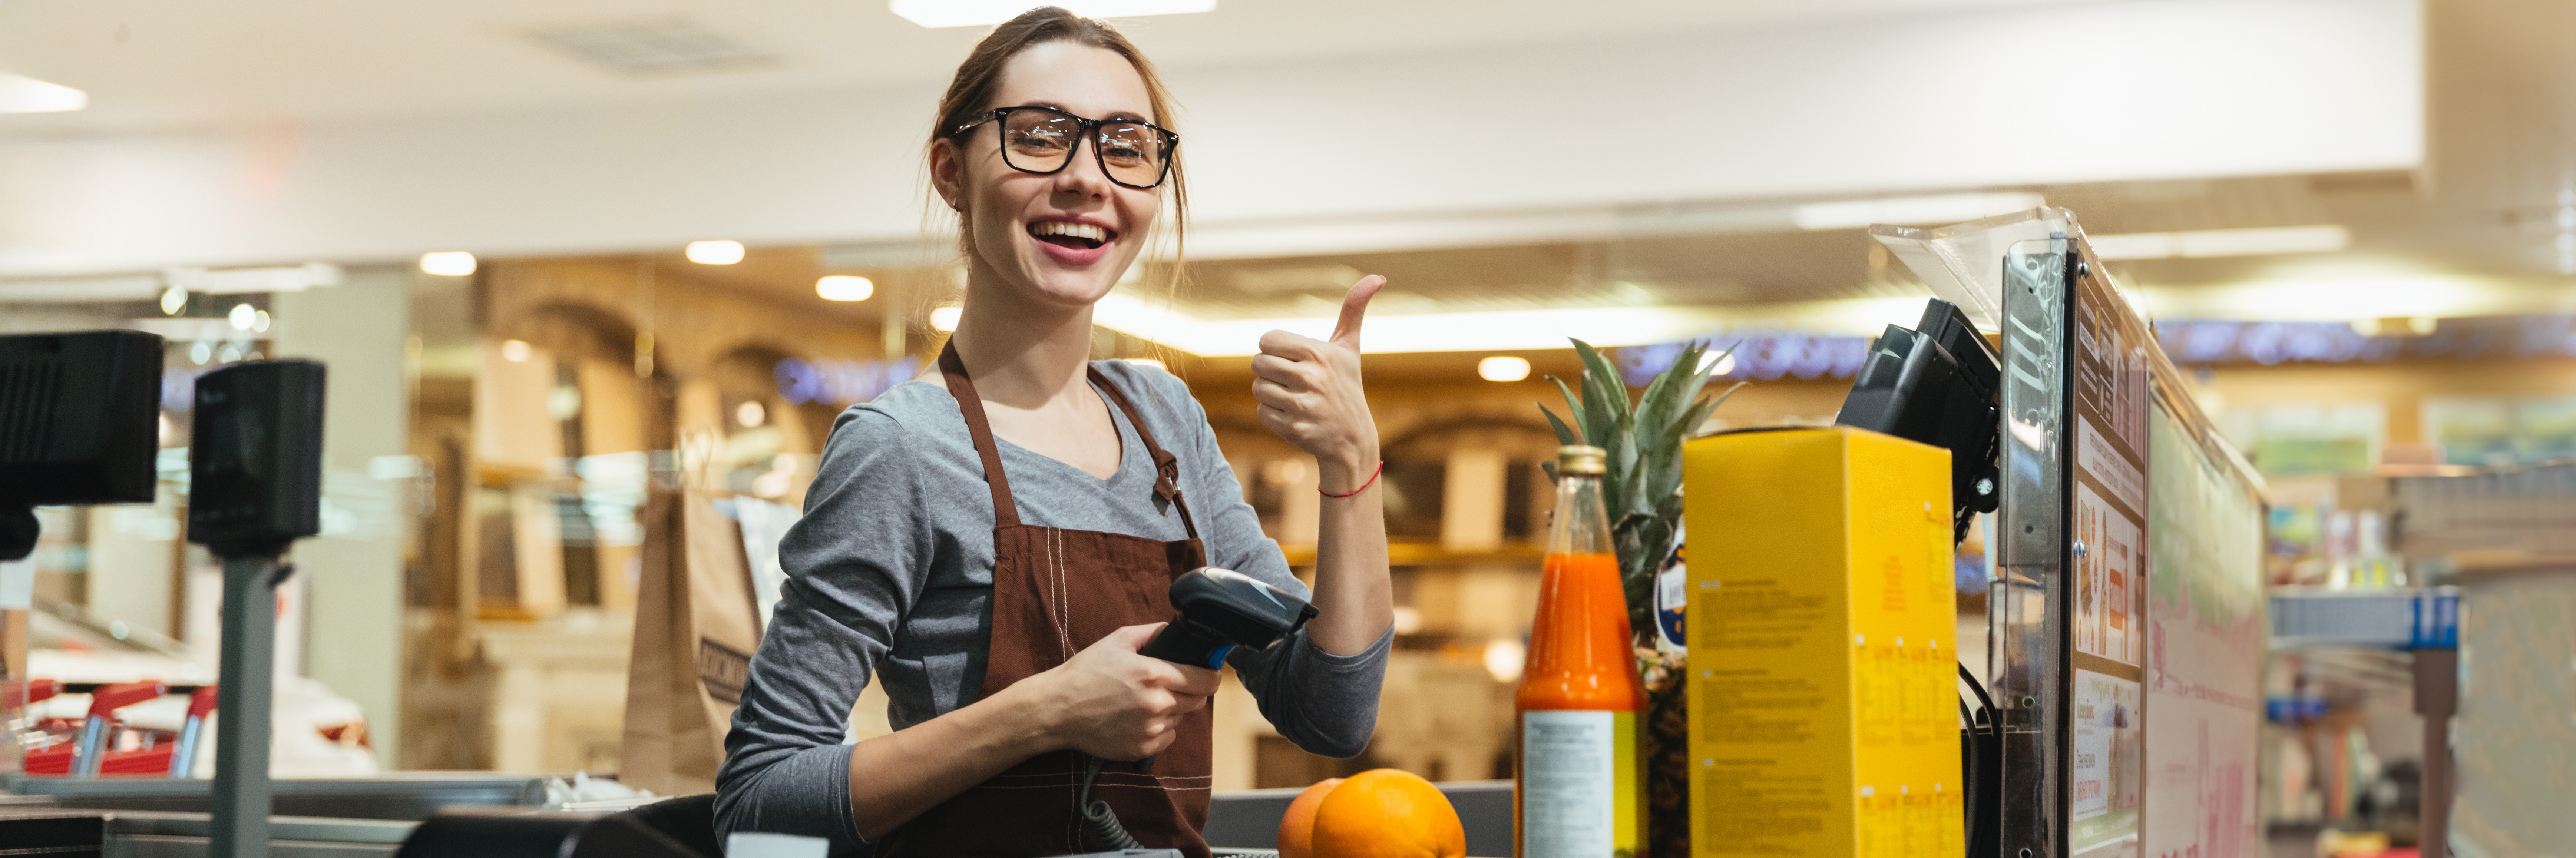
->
<box><xmin>1834</xmin><ymin>297</ymin><xmax>2003</xmax><ymax>544</ymax></box>
<box><xmin>1138</xmin><ymin>567</ymin><xmax>1317</xmax><ymax>669</ymax></box>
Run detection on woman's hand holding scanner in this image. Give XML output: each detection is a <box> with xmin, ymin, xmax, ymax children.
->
<box><xmin>1033</xmin><ymin>623</ymin><xmax>1222</xmax><ymax>761</ymax></box>
<box><xmin>844</xmin><ymin>623</ymin><xmax>1217</xmax><ymax>839</ymax></box>
<box><xmin>1253</xmin><ymin>275</ymin><xmax>1384</xmax><ymax>477</ymax></box>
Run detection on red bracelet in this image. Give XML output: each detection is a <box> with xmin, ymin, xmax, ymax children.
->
<box><xmin>1320</xmin><ymin>460</ymin><xmax>1385</xmax><ymax>498</ymax></box>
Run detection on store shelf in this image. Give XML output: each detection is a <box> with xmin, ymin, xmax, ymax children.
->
<box><xmin>2269</xmin><ymin>587</ymin><xmax>2458</xmax><ymax>650</ymax></box>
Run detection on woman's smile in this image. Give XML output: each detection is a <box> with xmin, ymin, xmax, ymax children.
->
<box><xmin>1027</xmin><ymin>215</ymin><xmax>1118</xmax><ymax>265</ymax></box>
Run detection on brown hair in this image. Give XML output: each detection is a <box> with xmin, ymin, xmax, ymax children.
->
<box><xmin>930</xmin><ymin>7</ymin><xmax>1187</xmax><ymax>301</ymax></box>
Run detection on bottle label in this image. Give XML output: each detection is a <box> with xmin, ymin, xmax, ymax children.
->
<box><xmin>1521</xmin><ymin>710</ymin><xmax>1639</xmax><ymax>857</ymax></box>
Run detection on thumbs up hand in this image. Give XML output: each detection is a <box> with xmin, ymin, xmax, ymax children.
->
<box><xmin>1253</xmin><ymin>276</ymin><xmax>1383</xmax><ymax>486</ymax></box>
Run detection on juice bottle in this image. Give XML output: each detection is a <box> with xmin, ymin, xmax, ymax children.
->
<box><xmin>1515</xmin><ymin>445</ymin><xmax>1646</xmax><ymax>857</ymax></box>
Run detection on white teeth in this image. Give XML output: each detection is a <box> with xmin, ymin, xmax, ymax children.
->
<box><xmin>1032</xmin><ymin>221</ymin><xmax>1109</xmax><ymax>242</ymax></box>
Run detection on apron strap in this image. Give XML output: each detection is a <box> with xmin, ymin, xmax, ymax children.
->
<box><xmin>1088</xmin><ymin>366</ymin><xmax>1202</xmax><ymax>543</ymax></box>
<box><xmin>938</xmin><ymin>341</ymin><xmax>1022</xmax><ymax>529</ymax></box>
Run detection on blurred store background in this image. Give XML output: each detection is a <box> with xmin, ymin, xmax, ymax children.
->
<box><xmin>5</xmin><ymin>0</ymin><xmax>2575</xmax><ymax>853</ymax></box>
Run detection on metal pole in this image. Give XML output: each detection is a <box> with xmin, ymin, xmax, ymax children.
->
<box><xmin>210</xmin><ymin>554</ymin><xmax>281</xmax><ymax>858</ymax></box>
<box><xmin>2413</xmin><ymin>647</ymin><xmax>2457</xmax><ymax>858</ymax></box>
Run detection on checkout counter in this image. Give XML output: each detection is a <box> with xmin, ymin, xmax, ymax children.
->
<box><xmin>0</xmin><ymin>778</ymin><xmax>1517</xmax><ymax>857</ymax></box>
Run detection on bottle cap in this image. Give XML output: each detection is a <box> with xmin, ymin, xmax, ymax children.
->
<box><xmin>1557</xmin><ymin>445</ymin><xmax>1607</xmax><ymax>475</ymax></box>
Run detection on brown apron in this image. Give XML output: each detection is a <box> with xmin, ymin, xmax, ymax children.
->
<box><xmin>875</xmin><ymin>342</ymin><xmax>1214</xmax><ymax>857</ymax></box>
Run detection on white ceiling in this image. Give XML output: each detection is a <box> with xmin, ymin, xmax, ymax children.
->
<box><xmin>6</xmin><ymin>0</ymin><xmax>2572</xmax><ymax>329</ymax></box>
<box><xmin>0</xmin><ymin>0</ymin><xmax>2083</xmax><ymax>131</ymax></box>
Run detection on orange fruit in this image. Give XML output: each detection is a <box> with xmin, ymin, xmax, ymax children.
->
<box><xmin>1309</xmin><ymin>769</ymin><xmax>1466</xmax><ymax>858</ymax></box>
<box><xmin>1277</xmin><ymin>776</ymin><xmax>1343</xmax><ymax>858</ymax></box>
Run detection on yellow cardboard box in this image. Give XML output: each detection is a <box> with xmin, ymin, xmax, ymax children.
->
<box><xmin>1684</xmin><ymin>427</ymin><xmax>1964</xmax><ymax>858</ymax></box>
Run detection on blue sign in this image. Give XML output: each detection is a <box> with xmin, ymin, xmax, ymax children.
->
<box><xmin>1616</xmin><ymin>332</ymin><xmax>1871</xmax><ymax>386</ymax></box>
<box><xmin>776</xmin><ymin>356</ymin><xmax>921</xmax><ymax>407</ymax></box>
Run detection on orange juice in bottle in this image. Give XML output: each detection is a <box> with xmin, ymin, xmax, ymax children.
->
<box><xmin>1515</xmin><ymin>445</ymin><xmax>1646</xmax><ymax>857</ymax></box>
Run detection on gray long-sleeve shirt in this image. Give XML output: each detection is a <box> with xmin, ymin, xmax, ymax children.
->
<box><xmin>714</xmin><ymin>361</ymin><xmax>1390</xmax><ymax>853</ymax></box>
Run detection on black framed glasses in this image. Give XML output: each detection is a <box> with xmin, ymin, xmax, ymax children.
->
<box><xmin>950</xmin><ymin>106</ymin><xmax>1178</xmax><ymax>190</ymax></box>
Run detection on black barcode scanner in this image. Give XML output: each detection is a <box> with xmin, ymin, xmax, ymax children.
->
<box><xmin>1138</xmin><ymin>567</ymin><xmax>1317</xmax><ymax>669</ymax></box>
<box><xmin>1081</xmin><ymin>568</ymin><xmax>1315</xmax><ymax>851</ymax></box>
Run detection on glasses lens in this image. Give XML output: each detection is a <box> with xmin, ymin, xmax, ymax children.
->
<box><xmin>1096</xmin><ymin>122</ymin><xmax>1168</xmax><ymax>187</ymax></box>
<box><xmin>1001</xmin><ymin>110</ymin><xmax>1078</xmax><ymax>171</ymax></box>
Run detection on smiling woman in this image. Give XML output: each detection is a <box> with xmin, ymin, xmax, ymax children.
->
<box><xmin>712</xmin><ymin>8</ymin><xmax>1394</xmax><ymax>858</ymax></box>
<box><xmin>927</xmin><ymin>22</ymin><xmax>1186</xmax><ymax>312</ymax></box>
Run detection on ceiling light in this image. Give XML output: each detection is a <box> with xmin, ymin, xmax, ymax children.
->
<box><xmin>930</xmin><ymin>306</ymin><xmax>963</xmax><ymax>332</ymax></box>
<box><xmin>1092</xmin><ymin>295</ymin><xmax>1725</xmax><ymax>357</ymax></box>
<box><xmin>2143</xmin><ymin>277</ymin><xmax>2496</xmax><ymax>322</ymax></box>
<box><xmin>252</xmin><ymin>310</ymin><xmax>272</xmax><ymax>334</ymax></box>
<box><xmin>1477</xmin><ymin>356</ymin><xmax>1531</xmax><ymax>382</ymax></box>
<box><xmin>420</xmin><ymin>252</ymin><xmax>478</xmax><ymax>276</ymax></box>
<box><xmin>1792</xmin><ymin>192</ymin><xmax>2046</xmax><ymax>231</ymax></box>
<box><xmin>736</xmin><ymin>400</ymin><xmax>767</xmax><ymax>428</ymax></box>
<box><xmin>890</xmin><ymin>0</ymin><xmax>1217</xmax><ymax>29</ymax></box>
<box><xmin>228</xmin><ymin>303</ymin><xmax>257</xmax><ymax>331</ymax></box>
<box><xmin>816</xmin><ymin>275</ymin><xmax>874</xmax><ymax>302</ymax></box>
<box><xmin>165</xmin><ymin>262</ymin><xmax>343</xmax><ymax>294</ymax></box>
<box><xmin>2088</xmin><ymin>225</ymin><xmax>2351</xmax><ymax>261</ymax></box>
<box><xmin>502</xmin><ymin>339</ymin><xmax>533</xmax><ymax>362</ymax></box>
<box><xmin>687</xmin><ymin>240</ymin><xmax>745</xmax><ymax>265</ymax></box>
<box><xmin>0</xmin><ymin>72</ymin><xmax>87</xmax><ymax>114</ymax></box>
<box><xmin>159</xmin><ymin>286</ymin><xmax>188</xmax><ymax>316</ymax></box>
<box><xmin>1699</xmin><ymin>352</ymin><xmax>1737</xmax><ymax>376</ymax></box>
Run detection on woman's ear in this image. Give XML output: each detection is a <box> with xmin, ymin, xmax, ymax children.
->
<box><xmin>929</xmin><ymin>137</ymin><xmax>965</xmax><ymax>211</ymax></box>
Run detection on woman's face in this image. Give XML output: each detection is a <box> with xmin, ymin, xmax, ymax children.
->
<box><xmin>936</xmin><ymin>42</ymin><xmax>1162</xmax><ymax>313</ymax></box>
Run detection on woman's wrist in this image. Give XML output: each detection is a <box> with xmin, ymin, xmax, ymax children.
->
<box><xmin>1315</xmin><ymin>446</ymin><xmax>1380</xmax><ymax>489</ymax></box>
<box><xmin>981</xmin><ymin>670</ymin><xmax>1067</xmax><ymax>758</ymax></box>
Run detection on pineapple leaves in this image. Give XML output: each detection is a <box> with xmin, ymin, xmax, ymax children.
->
<box><xmin>1537</xmin><ymin>337</ymin><xmax>1746</xmax><ymax>641</ymax></box>
<box><xmin>1539</xmin><ymin>403</ymin><xmax>1580</xmax><ymax>447</ymax></box>
<box><xmin>1547</xmin><ymin>376</ymin><xmax>1588</xmax><ymax>441</ymax></box>
<box><xmin>1538</xmin><ymin>403</ymin><xmax>1578</xmax><ymax>485</ymax></box>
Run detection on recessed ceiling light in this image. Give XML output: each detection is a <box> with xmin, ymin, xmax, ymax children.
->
<box><xmin>889</xmin><ymin>0</ymin><xmax>1217</xmax><ymax>29</ymax></box>
<box><xmin>1477</xmin><ymin>356</ymin><xmax>1531</xmax><ymax>382</ymax></box>
<box><xmin>930</xmin><ymin>306</ymin><xmax>963</xmax><ymax>332</ymax></box>
<box><xmin>1792</xmin><ymin>192</ymin><xmax>2047</xmax><ymax>231</ymax></box>
<box><xmin>816</xmin><ymin>275</ymin><xmax>874</xmax><ymax>301</ymax></box>
<box><xmin>420</xmin><ymin>251</ymin><xmax>479</xmax><ymax>276</ymax></box>
<box><xmin>0</xmin><ymin>72</ymin><xmax>87</xmax><ymax>114</ymax></box>
<box><xmin>687</xmin><ymin>241</ymin><xmax>745</xmax><ymax>265</ymax></box>
<box><xmin>502</xmin><ymin>339</ymin><xmax>533</xmax><ymax>362</ymax></box>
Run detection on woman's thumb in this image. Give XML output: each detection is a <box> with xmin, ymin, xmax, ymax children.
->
<box><xmin>1328</xmin><ymin>275</ymin><xmax>1383</xmax><ymax>351</ymax></box>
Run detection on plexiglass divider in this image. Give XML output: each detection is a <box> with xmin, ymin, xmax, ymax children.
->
<box><xmin>1872</xmin><ymin>210</ymin><xmax>2078</xmax><ymax>858</ymax></box>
